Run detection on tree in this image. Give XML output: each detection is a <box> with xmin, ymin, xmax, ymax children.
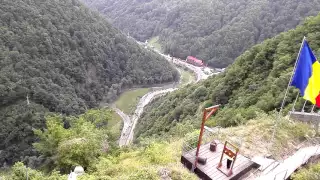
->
<box><xmin>135</xmin><ymin>13</ymin><xmax>320</xmax><ymax>140</ymax></box>
<box><xmin>0</xmin><ymin>0</ymin><xmax>178</xmax><ymax>165</ymax></box>
<box><xmin>82</xmin><ymin>0</ymin><xmax>320</xmax><ymax>67</ymax></box>
<box><xmin>33</xmin><ymin>111</ymin><xmax>108</xmax><ymax>172</ymax></box>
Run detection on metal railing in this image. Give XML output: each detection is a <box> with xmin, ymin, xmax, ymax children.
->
<box><xmin>181</xmin><ymin>126</ymin><xmax>222</xmax><ymax>158</ymax></box>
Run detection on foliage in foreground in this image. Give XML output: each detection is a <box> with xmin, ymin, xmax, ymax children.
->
<box><xmin>292</xmin><ymin>162</ymin><xmax>320</xmax><ymax>180</ymax></box>
<box><xmin>30</xmin><ymin>109</ymin><xmax>195</xmax><ymax>179</ymax></box>
<box><xmin>79</xmin><ymin>140</ymin><xmax>197</xmax><ymax>180</ymax></box>
<box><xmin>33</xmin><ymin>109</ymin><xmax>118</xmax><ymax>173</ymax></box>
<box><xmin>136</xmin><ymin>13</ymin><xmax>320</xmax><ymax>141</ymax></box>
<box><xmin>7</xmin><ymin>140</ymin><xmax>197</xmax><ymax>180</ymax></box>
<box><xmin>4</xmin><ymin>113</ymin><xmax>312</xmax><ymax>180</ymax></box>
<box><xmin>10</xmin><ymin>162</ymin><xmax>66</xmax><ymax>180</ymax></box>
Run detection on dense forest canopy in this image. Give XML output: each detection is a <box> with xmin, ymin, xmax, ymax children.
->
<box><xmin>82</xmin><ymin>0</ymin><xmax>320</xmax><ymax>67</ymax></box>
<box><xmin>135</xmin><ymin>13</ymin><xmax>320</xmax><ymax>141</ymax></box>
<box><xmin>0</xmin><ymin>0</ymin><xmax>178</xmax><ymax>166</ymax></box>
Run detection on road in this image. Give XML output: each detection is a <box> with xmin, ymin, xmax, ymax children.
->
<box><xmin>116</xmin><ymin>88</ymin><xmax>177</xmax><ymax>147</ymax></box>
<box><xmin>153</xmin><ymin>49</ymin><xmax>220</xmax><ymax>82</ymax></box>
<box><xmin>112</xmin><ymin>107</ymin><xmax>131</xmax><ymax>146</ymax></box>
<box><xmin>169</xmin><ymin>57</ymin><xmax>210</xmax><ymax>82</ymax></box>
<box><xmin>115</xmin><ymin>41</ymin><xmax>221</xmax><ymax>147</ymax></box>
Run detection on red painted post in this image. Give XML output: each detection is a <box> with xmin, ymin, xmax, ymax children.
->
<box><xmin>194</xmin><ymin>110</ymin><xmax>207</xmax><ymax>169</ymax></box>
<box><xmin>194</xmin><ymin>105</ymin><xmax>220</xmax><ymax>169</ymax></box>
<box><xmin>217</xmin><ymin>141</ymin><xmax>227</xmax><ymax>168</ymax></box>
<box><xmin>229</xmin><ymin>147</ymin><xmax>239</xmax><ymax>176</ymax></box>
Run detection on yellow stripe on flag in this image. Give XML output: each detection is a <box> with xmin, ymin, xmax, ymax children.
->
<box><xmin>303</xmin><ymin>61</ymin><xmax>320</xmax><ymax>104</ymax></box>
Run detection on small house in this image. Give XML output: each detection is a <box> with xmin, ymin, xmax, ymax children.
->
<box><xmin>186</xmin><ymin>56</ymin><xmax>204</xmax><ymax>67</ymax></box>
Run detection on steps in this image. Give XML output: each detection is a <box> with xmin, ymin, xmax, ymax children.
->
<box><xmin>257</xmin><ymin>145</ymin><xmax>320</xmax><ymax>180</ymax></box>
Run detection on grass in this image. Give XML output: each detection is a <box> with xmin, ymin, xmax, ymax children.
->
<box><xmin>216</xmin><ymin>114</ymin><xmax>313</xmax><ymax>159</ymax></box>
<box><xmin>292</xmin><ymin>161</ymin><xmax>320</xmax><ymax>180</ymax></box>
<box><xmin>191</xmin><ymin>113</ymin><xmax>314</xmax><ymax>160</ymax></box>
<box><xmin>115</xmin><ymin>88</ymin><xmax>150</xmax><ymax>114</ymax></box>
<box><xmin>0</xmin><ymin>169</ymin><xmax>11</xmax><ymax>180</ymax></box>
<box><xmin>79</xmin><ymin>139</ymin><xmax>198</xmax><ymax>180</ymax></box>
<box><xmin>109</xmin><ymin>111</ymin><xmax>122</xmax><ymax>139</ymax></box>
<box><xmin>148</xmin><ymin>36</ymin><xmax>163</xmax><ymax>52</ymax></box>
<box><xmin>178</xmin><ymin>67</ymin><xmax>195</xmax><ymax>87</ymax></box>
<box><xmin>109</xmin><ymin>111</ymin><xmax>122</xmax><ymax>128</ymax></box>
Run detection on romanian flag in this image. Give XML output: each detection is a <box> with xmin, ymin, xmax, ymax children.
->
<box><xmin>291</xmin><ymin>39</ymin><xmax>320</xmax><ymax>107</ymax></box>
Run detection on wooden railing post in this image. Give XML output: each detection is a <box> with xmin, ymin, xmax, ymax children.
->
<box><xmin>194</xmin><ymin>110</ymin><xmax>207</xmax><ymax>169</ymax></box>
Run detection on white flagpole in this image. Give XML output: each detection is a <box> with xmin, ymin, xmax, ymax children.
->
<box><xmin>311</xmin><ymin>104</ymin><xmax>316</xmax><ymax>113</ymax></box>
<box><xmin>291</xmin><ymin>92</ymin><xmax>300</xmax><ymax>112</ymax></box>
<box><xmin>270</xmin><ymin>36</ymin><xmax>306</xmax><ymax>145</ymax></box>
<box><xmin>302</xmin><ymin>100</ymin><xmax>307</xmax><ymax>112</ymax></box>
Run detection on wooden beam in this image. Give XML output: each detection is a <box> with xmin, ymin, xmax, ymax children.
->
<box><xmin>194</xmin><ymin>105</ymin><xmax>220</xmax><ymax>169</ymax></box>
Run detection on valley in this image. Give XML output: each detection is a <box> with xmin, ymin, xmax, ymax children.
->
<box><xmin>0</xmin><ymin>0</ymin><xmax>179</xmax><ymax>168</ymax></box>
<box><xmin>2</xmin><ymin>0</ymin><xmax>320</xmax><ymax>179</ymax></box>
<box><xmin>82</xmin><ymin>0</ymin><xmax>320</xmax><ymax>67</ymax></box>
<box><xmin>114</xmin><ymin>42</ymin><xmax>217</xmax><ymax>146</ymax></box>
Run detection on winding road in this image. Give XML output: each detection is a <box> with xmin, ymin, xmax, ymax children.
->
<box><xmin>115</xmin><ymin>43</ymin><xmax>220</xmax><ymax>147</ymax></box>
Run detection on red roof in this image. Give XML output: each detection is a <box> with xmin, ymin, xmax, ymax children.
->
<box><xmin>187</xmin><ymin>56</ymin><xmax>203</xmax><ymax>65</ymax></box>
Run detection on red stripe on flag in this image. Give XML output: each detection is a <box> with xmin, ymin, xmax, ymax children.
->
<box><xmin>317</xmin><ymin>93</ymin><xmax>320</xmax><ymax>107</ymax></box>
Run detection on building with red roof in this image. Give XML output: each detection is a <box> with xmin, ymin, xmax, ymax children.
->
<box><xmin>186</xmin><ymin>56</ymin><xmax>204</xmax><ymax>67</ymax></box>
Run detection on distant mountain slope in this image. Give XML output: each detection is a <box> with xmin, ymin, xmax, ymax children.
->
<box><xmin>82</xmin><ymin>0</ymin><xmax>320</xmax><ymax>67</ymax></box>
<box><xmin>0</xmin><ymin>0</ymin><xmax>178</xmax><ymax>165</ymax></box>
<box><xmin>135</xmin><ymin>13</ymin><xmax>320</xmax><ymax>141</ymax></box>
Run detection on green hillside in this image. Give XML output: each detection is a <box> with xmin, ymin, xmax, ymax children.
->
<box><xmin>292</xmin><ymin>162</ymin><xmax>320</xmax><ymax>180</ymax></box>
<box><xmin>135</xmin><ymin>13</ymin><xmax>320</xmax><ymax>141</ymax></box>
<box><xmin>2</xmin><ymin>113</ymin><xmax>311</xmax><ymax>179</ymax></box>
<box><xmin>82</xmin><ymin>0</ymin><xmax>320</xmax><ymax>67</ymax></box>
<box><xmin>0</xmin><ymin>0</ymin><xmax>178</xmax><ymax>166</ymax></box>
<box><xmin>1</xmin><ymin>109</ymin><xmax>198</xmax><ymax>179</ymax></box>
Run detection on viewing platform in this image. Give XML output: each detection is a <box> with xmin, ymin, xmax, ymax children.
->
<box><xmin>181</xmin><ymin>141</ymin><xmax>258</xmax><ymax>180</ymax></box>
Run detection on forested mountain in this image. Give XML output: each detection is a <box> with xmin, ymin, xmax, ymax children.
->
<box><xmin>82</xmin><ymin>0</ymin><xmax>320</xmax><ymax>67</ymax></box>
<box><xmin>0</xmin><ymin>0</ymin><xmax>178</xmax><ymax>166</ymax></box>
<box><xmin>135</xmin><ymin>13</ymin><xmax>320</xmax><ymax>141</ymax></box>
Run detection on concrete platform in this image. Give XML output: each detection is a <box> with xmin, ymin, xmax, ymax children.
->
<box><xmin>289</xmin><ymin>111</ymin><xmax>320</xmax><ymax>123</ymax></box>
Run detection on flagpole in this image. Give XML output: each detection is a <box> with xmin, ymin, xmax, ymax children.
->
<box><xmin>302</xmin><ymin>100</ymin><xmax>307</xmax><ymax>112</ymax></box>
<box><xmin>270</xmin><ymin>36</ymin><xmax>306</xmax><ymax>145</ymax></box>
<box><xmin>291</xmin><ymin>92</ymin><xmax>300</xmax><ymax>112</ymax></box>
<box><xmin>311</xmin><ymin>104</ymin><xmax>315</xmax><ymax>113</ymax></box>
